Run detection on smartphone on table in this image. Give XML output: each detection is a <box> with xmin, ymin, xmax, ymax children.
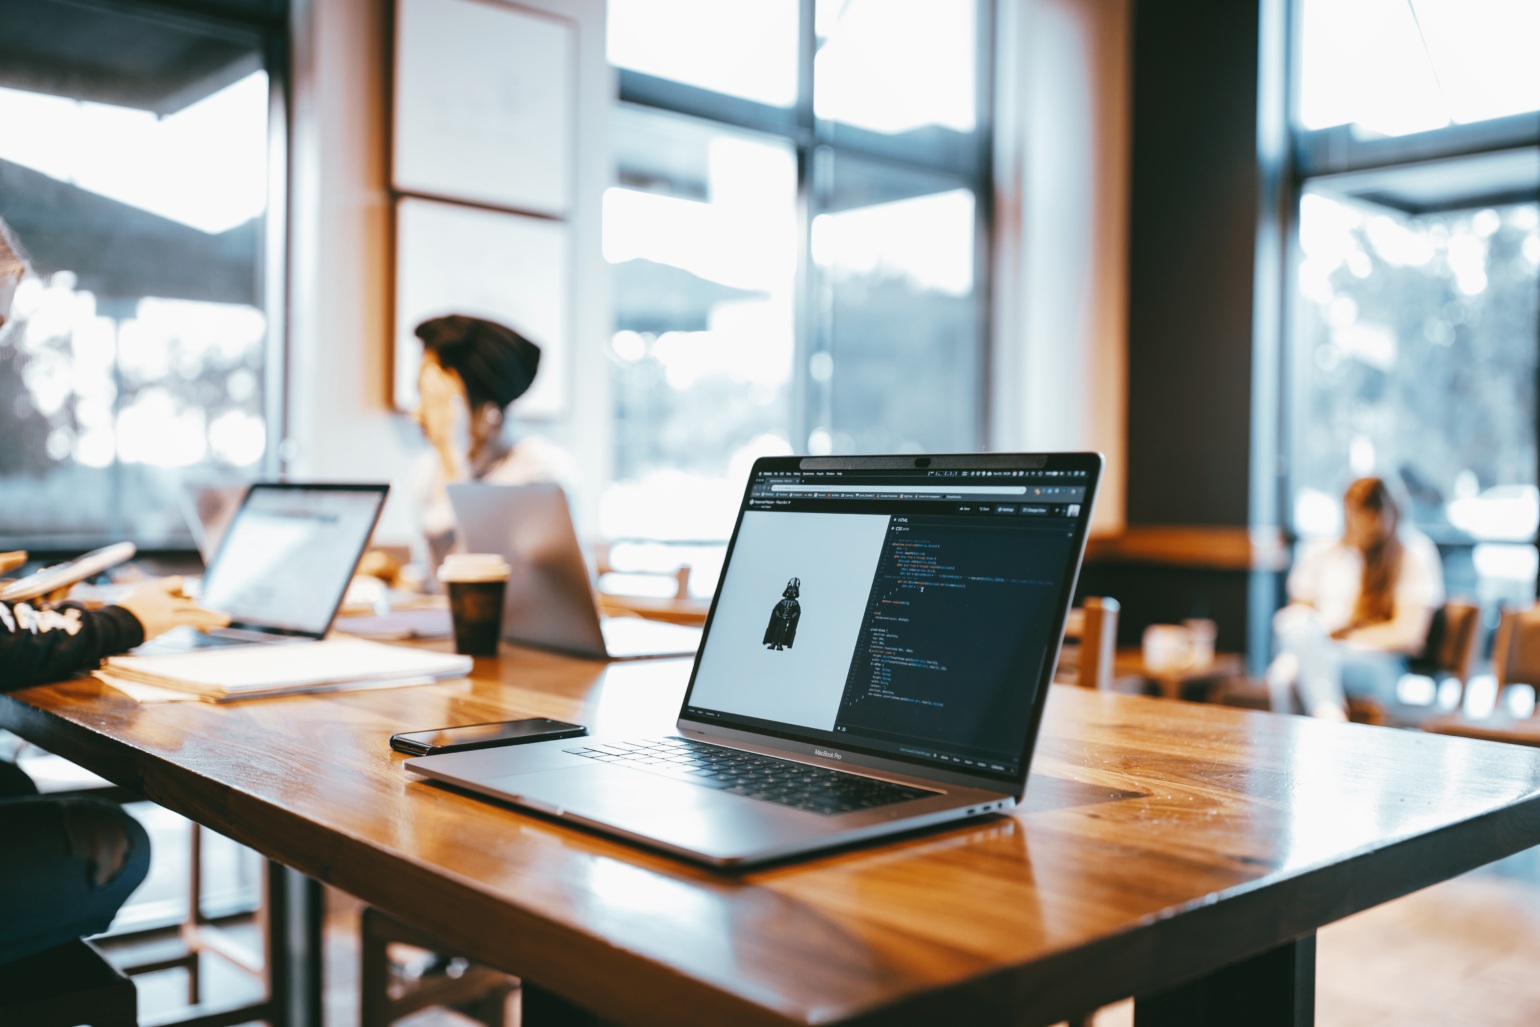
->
<box><xmin>390</xmin><ymin>718</ymin><xmax>587</xmax><ymax>756</ymax></box>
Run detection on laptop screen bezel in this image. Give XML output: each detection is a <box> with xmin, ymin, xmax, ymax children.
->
<box><xmin>202</xmin><ymin>481</ymin><xmax>391</xmax><ymax>638</ymax></box>
<box><xmin>673</xmin><ymin>452</ymin><xmax>1103</xmax><ymax>797</ymax></box>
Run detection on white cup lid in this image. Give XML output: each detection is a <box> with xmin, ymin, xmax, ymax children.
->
<box><xmin>439</xmin><ymin>553</ymin><xmax>510</xmax><ymax>582</ymax></box>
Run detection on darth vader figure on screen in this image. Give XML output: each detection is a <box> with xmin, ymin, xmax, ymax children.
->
<box><xmin>763</xmin><ymin>577</ymin><xmax>801</xmax><ymax>651</ymax></box>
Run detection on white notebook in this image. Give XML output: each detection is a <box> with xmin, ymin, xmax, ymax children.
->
<box><xmin>99</xmin><ymin>638</ymin><xmax>472</xmax><ymax>702</ymax></box>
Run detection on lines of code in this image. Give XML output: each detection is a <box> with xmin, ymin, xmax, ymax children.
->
<box><xmin>833</xmin><ymin>519</ymin><xmax>1070</xmax><ymax>757</ymax></box>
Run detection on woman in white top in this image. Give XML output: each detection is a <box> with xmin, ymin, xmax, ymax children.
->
<box><xmin>1271</xmin><ymin>477</ymin><xmax>1445</xmax><ymax>719</ymax></box>
<box><xmin>410</xmin><ymin>316</ymin><xmax>581</xmax><ymax>576</ymax></box>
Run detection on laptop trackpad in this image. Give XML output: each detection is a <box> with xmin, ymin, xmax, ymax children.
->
<box><xmin>479</xmin><ymin>764</ymin><xmax>815</xmax><ymax>858</ymax></box>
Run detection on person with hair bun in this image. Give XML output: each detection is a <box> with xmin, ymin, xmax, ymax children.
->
<box><xmin>1269</xmin><ymin>477</ymin><xmax>1445</xmax><ymax>719</ymax></box>
<box><xmin>410</xmin><ymin>315</ymin><xmax>581</xmax><ymax>576</ymax></box>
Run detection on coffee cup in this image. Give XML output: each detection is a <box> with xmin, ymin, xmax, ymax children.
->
<box><xmin>439</xmin><ymin>554</ymin><xmax>510</xmax><ymax>657</ymax></box>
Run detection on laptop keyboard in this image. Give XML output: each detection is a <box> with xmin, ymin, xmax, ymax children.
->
<box><xmin>134</xmin><ymin>627</ymin><xmax>305</xmax><ymax>655</ymax></box>
<box><xmin>562</xmin><ymin>737</ymin><xmax>936</xmax><ymax>816</ymax></box>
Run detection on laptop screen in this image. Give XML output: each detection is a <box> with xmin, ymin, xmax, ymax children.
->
<box><xmin>200</xmin><ymin>485</ymin><xmax>388</xmax><ymax>636</ymax></box>
<box><xmin>680</xmin><ymin>455</ymin><xmax>1099</xmax><ymax>783</ymax></box>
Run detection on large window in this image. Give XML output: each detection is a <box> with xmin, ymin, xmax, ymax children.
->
<box><xmin>602</xmin><ymin>0</ymin><xmax>991</xmax><ymax>543</ymax></box>
<box><xmin>1288</xmin><ymin>0</ymin><xmax>1540</xmax><ymax>607</ymax></box>
<box><xmin>0</xmin><ymin>0</ymin><xmax>283</xmax><ymax>550</ymax></box>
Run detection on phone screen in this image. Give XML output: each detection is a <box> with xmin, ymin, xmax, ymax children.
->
<box><xmin>393</xmin><ymin>718</ymin><xmax>585</xmax><ymax>755</ymax></box>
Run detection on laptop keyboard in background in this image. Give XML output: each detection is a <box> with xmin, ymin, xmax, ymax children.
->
<box><xmin>133</xmin><ymin>626</ymin><xmax>306</xmax><ymax>655</ymax></box>
<box><xmin>562</xmin><ymin>737</ymin><xmax>936</xmax><ymax>816</ymax></box>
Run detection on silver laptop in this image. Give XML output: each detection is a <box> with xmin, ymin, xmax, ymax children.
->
<box><xmin>409</xmin><ymin>453</ymin><xmax>1100</xmax><ymax>866</ymax></box>
<box><xmin>138</xmin><ymin>482</ymin><xmax>390</xmax><ymax>654</ymax></box>
<box><xmin>448</xmin><ymin>482</ymin><xmax>702</xmax><ymax>660</ymax></box>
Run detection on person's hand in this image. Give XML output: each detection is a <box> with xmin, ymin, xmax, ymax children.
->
<box><xmin>115</xmin><ymin>576</ymin><xmax>230</xmax><ymax>641</ymax></box>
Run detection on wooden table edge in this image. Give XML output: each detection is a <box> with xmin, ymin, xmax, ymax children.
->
<box><xmin>837</xmin><ymin>786</ymin><xmax>1540</xmax><ymax>1025</ymax></box>
<box><xmin>9</xmin><ymin>688</ymin><xmax>1540</xmax><ymax>1026</ymax></box>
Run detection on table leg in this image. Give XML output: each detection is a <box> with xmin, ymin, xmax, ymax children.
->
<box><xmin>523</xmin><ymin>982</ymin><xmax>608</xmax><ymax>1026</ymax></box>
<box><xmin>265</xmin><ymin>862</ymin><xmax>325</xmax><ymax>1027</ymax></box>
<box><xmin>1134</xmin><ymin>933</ymin><xmax>1315</xmax><ymax>1027</ymax></box>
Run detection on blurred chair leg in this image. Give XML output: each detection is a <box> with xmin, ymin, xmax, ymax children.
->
<box><xmin>360</xmin><ymin>907</ymin><xmax>393</xmax><ymax>1027</ymax></box>
<box><xmin>361</xmin><ymin>905</ymin><xmax>516</xmax><ymax>1027</ymax></box>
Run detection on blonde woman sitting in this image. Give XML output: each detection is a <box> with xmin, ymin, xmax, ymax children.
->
<box><xmin>1270</xmin><ymin>477</ymin><xmax>1444</xmax><ymax>719</ymax></box>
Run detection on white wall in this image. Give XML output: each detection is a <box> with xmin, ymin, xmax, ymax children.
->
<box><xmin>286</xmin><ymin>0</ymin><xmax>1128</xmax><ymax>545</ymax></box>
<box><xmin>286</xmin><ymin>0</ymin><xmax>611</xmax><ymax>549</ymax></box>
<box><xmin>992</xmin><ymin>0</ymin><xmax>1131</xmax><ymax>536</ymax></box>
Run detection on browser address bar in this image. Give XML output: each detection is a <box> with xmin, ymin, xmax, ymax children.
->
<box><xmin>769</xmin><ymin>484</ymin><xmax>1028</xmax><ymax>495</ymax></box>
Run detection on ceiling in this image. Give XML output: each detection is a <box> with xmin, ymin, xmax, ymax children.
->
<box><xmin>0</xmin><ymin>0</ymin><xmax>277</xmax><ymax>115</ymax></box>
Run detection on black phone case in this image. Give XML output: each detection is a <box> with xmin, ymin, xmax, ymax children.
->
<box><xmin>390</xmin><ymin>722</ymin><xmax>587</xmax><ymax>756</ymax></box>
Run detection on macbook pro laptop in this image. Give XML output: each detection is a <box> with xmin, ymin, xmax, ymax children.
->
<box><xmin>408</xmin><ymin>453</ymin><xmax>1100</xmax><ymax>866</ymax></box>
<box><xmin>448</xmin><ymin>482</ymin><xmax>702</xmax><ymax>660</ymax></box>
<box><xmin>137</xmin><ymin>482</ymin><xmax>390</xmax><ymax>654</ymax></box>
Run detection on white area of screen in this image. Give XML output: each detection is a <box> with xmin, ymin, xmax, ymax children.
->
<box><xmin>690</xmin><ymin>510</ymin><xmax>890</xmax><ymax>731</ymax></box>
<box><xmin>200</xmin><ymin>489</ymin><xmax>382</xmax><ymax>634</ymax></box>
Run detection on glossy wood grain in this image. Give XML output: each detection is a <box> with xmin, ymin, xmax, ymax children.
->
<box><xmin>7</xmin><ymin>645</ymin><xmax>1540</xmax><ymax>1027</ymax></box>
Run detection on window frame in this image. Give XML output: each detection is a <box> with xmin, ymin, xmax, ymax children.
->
<box><xmin>0</xmin><ymin>0</ymin><xmax>291</xmax><ymax>550</ymax></box>
<box><xmin>1280</xmin><ymin>0</ymin><xmax>1540</xmax><ymax>542</ymax></box>
<box><xmin>611</xmin><ymin>0</ymin><xmax>996</xmax><ymax>457</ymax></box>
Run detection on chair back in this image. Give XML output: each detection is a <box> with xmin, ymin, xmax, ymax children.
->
<box><xmin>1078</xmin><ymin>597</ymin><xmax>1120</xmax><ymax>690</ymax></box>
<box><xmin>1492</xmin><ymin>606</ymin><xmax>1540</xmax><ymax>690</ymax></box>
<box><xmin>1420</xmin><ymin>601</ymin><xmax>1481</xmax><ymax>681</ymax></box>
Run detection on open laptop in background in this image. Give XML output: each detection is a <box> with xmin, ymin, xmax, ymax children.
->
<box><xmin>448</xmin><ymin>483</ymin><xmax>701</xmax><ymax>660</ymax></box>
<box><xmin>137</xmin><ymin>483</ymin><xmax>390</xmax><ymax>654</ymax></box>
<box><xmin>410</xmin><ymin>453</ymin><xmax>1100</xmax><ymax>866</ymax></box>
<box><xmin>179</xmin><ymin>484</ymin><xmax>248</xmax><ymax>564</ymax></box>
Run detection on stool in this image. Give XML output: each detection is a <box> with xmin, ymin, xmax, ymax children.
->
<box><xmin>361</xmin><ymin>906</ymin><xmax>517</xmax><ymax>1026</ymax></box>
<box><xmin>0</xmin><ymin>938</ymin><xmax>137</xmax><ymax>1027</ymax></box>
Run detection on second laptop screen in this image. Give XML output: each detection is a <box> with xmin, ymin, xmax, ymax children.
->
<box><xmin>201</xmin><ymin>487</ymin><xmax>385</xmax><ymax>635</ymax></box>
<box><xmin>684</xmin><ymin>464</ymin><xmax>1092</xmax><ymax>780</ymax></box>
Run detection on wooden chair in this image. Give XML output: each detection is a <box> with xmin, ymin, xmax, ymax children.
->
<box><xmin>0</xmin><ymin>938</ymin><xmax>138</xmax><ymax>1027</ymax></box>
<box><xmin>1424</xmin><ymin>605</ymin><xmax>1540</xmax><ymax>745</ymax></box>
<box><xmin>1408</xmin><ymin>600</ymin><xmax>1482</xmax><ymax>697</ymax></box>
<box><xmin>1077</xmin><ymin>597</ymin><xmax>1120</xmax><ymax>690</ymax></box>
<box><xmin>361</xmin><ymin>906</ymin><xmax>518</xmax><ymax>1026</ymax></box>
<box><xmin>1056</xmin><ymin>598</ymin><xmax>1120</xmax><ymax>690</ymax></box>
<box><xmin>1491</xmin><ymin>606</ymin><xmax>1540</xmax><ymax>701</ymax></box>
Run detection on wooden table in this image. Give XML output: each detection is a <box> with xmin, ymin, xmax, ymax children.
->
<box><xmin>7</xmin><ymin>643</ymin><xmax>1540</xmax><ymax>1027</ymax></box>
<box><xmin>1113</xmin><ymin>649</ymin><xmax>1246</xmax><ymax>700</ymax></box>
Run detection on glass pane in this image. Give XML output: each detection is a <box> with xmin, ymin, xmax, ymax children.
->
<box><xmin>810</xmin><ymin>152</ymin><xmax>978</xmax><ymax>455</ymax></box>
<box><xmin>1298</xmin><ymin>0</ymin><xmax>1540</xmax><ymax>136</ymax></box>
<box><xmin>608</xmin><ymin>0</ymin><xmax>800</xmax><ymax>108</ymax></box>
<box><xmin>814</xmin><ymin>0</ymin><xmax>976</xmax><ymax>136</ymax></box>
<box><xmin>1290</xmin><ymin>190</ymin><xmax>1540</xmax><ymax>600</ymax></box>
<box><xmin>603</xmin><ymin>106</ymin><xmax>798</xmax><ymax>540</ymax></box>
<box><xmin>0</xmin><ymin>10</ymin><xmax>269</xmax><ymax>548</ymax></box>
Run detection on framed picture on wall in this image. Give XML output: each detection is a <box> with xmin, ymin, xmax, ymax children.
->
<box><xmin>392</xmin><ymin>0</ymin><xmax>574</xmax><ymax>217</ymax></box>
<box><xmin>395</xmin><ymin>196</ymin><xmax>570</xmax><ymax>419</ymax></box>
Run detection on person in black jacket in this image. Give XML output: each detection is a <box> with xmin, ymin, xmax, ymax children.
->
<box><xmin>0</xmin><ymin>569</ymin><xmax>230</xmax><ymax>964</ymax></box>
<box><xmin>1</xmin><ymin>217</ymin><xmax>233</xmax><ymax>965</ymax></box>
<box><xmin>0</xmin><ymin>569</ymin><xmax>228</xmax><ymax>692</ymax></box>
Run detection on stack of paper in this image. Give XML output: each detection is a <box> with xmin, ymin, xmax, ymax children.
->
<box><xmin>96</xmin><ymin>638</ymin><xmax>472</xmax><ymax>702</ymax></box>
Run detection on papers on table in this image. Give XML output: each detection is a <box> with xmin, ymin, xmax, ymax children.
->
<box><xmin>97</xmin><ymin>637</ymin><xmax>472</xmax><ymax>702</ymax></box>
